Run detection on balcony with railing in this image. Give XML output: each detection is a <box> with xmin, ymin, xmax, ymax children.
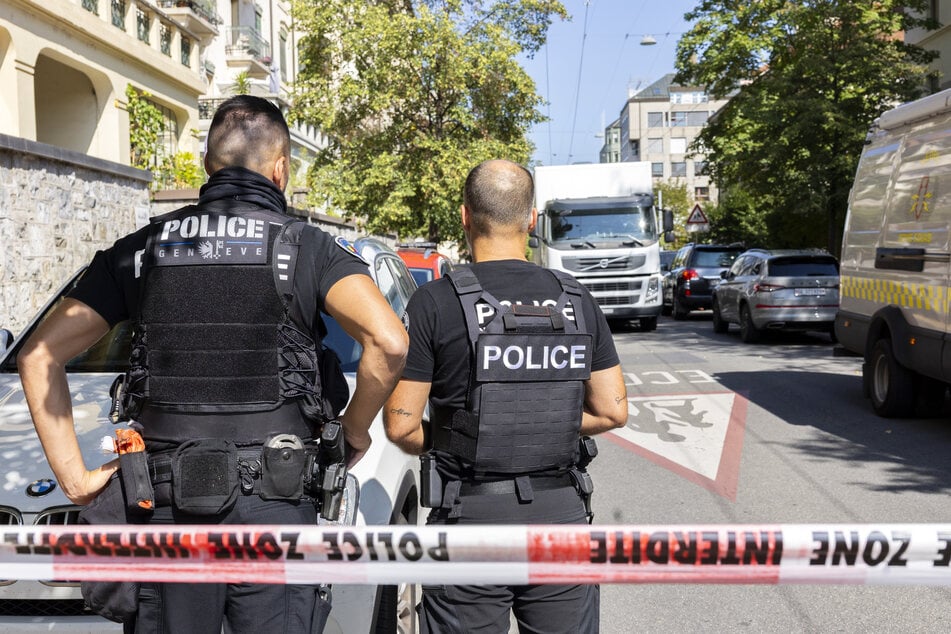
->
<box><xmin>225</xmin><ymin>25</ymin><xmax>272</xmax><ymax>78</ymax></box>
<box><xmin>157</xmin><ymin>0</ymin><xmax>220</xmax><ymax>39</ymax></box>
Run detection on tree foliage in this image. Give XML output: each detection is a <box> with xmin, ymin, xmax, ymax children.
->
<box><xmin>291</xmin><ymin>0</ymin><xmax>567</xmax><ymax>244</ymax></box>
<box><xmin>674</xmin><ymin>0</ymin><xmax>938</xmax><ymax>254</ymax></box>
<box><xmin>126</xmin><ymin>85</ymin><xmax>165</xmax><ymax>171</ymax></box>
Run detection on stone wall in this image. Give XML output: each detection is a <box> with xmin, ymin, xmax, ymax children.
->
<box><xmin>0</xmin><ymin>134</ymin><xmax>151</xmax><ymax>336</ymax></box>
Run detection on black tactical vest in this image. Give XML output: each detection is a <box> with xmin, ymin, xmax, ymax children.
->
<box><xmin>431</xmin><ymin>267</ymin><xmax>593</xmax><ymax>474</ymax></box>
<box><xmin>124</xmin><ymin>205</ymin><xmax>342</xmax><ymax>440</ymax></box>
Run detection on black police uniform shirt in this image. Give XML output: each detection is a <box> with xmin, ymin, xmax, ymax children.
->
<box><xmin>403</xmin><ymin>259</ymin><xmax>621</xmax><ymax>480</ymax></box>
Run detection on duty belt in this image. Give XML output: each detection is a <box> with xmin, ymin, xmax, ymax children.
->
<box><xmin>148</xmin><ymin>448</ymin><xmax>273</xmax><ymax>498</ymax></box>
<box><xmin>458</xmin><ymin>473</ymin><xmax>574</xmax><ymax>496</ymax></box>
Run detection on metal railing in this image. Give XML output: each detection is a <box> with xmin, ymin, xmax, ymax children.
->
<box><xmin>157</xmin><ymin>0</ymin><xmax>221</xmax><ymax>25</ymax></box>
<box><xmin>226</xmin><ymin>26</ymin><xmax>271</xmax><ymax>64</ymax></box>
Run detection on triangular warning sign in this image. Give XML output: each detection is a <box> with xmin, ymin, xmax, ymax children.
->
<box><xmin>686</xmin><ymin>204</ymin><xmax>709</xmax><ymax>224</ymax></box>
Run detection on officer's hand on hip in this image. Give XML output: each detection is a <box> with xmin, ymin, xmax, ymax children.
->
<box><xmin>68</xmin><ymin>458</ymin><xmax>120</xmax><ymax>506</ymax></box>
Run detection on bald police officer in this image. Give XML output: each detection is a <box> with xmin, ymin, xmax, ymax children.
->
<box><xmin>384</xmin><ymin>159</ymin><xmax>627</xmax><ymax>633</ymax></box>
<box><xmin>18</xmin><ymin>95</ymin><xmax>408</xmax><ymax>633</ymax></box>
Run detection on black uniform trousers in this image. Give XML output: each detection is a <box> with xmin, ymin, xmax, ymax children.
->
<box><xmin>133</xmin><ymin>494</ymin><xmax>322</xmax><ymax>634</ymax></box>
<box><xmin>420</xmin><ymin>484</ymin><xmax>599</xmax><ymax>634</ymax></box>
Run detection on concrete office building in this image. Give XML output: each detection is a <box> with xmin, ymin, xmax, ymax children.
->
<box><xmin>604</xmin><ymin>73</ymin><xmax>728</xmax><ymax>205</ymax></box>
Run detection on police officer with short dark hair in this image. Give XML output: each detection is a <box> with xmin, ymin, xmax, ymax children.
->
<box><xmin>384</xmin><ymin>159</ymin><xmax>627</xmax><ymax>633</ymax></box>
<box><xmin>18</xmin><ymin>95</ymin><xmax>408</xmax><ymax>633</ymax></box>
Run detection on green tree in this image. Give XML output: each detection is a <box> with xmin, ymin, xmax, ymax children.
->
<box><xmin>654</xmin><ymin>181</ymin><xmax>691</xmax><ymax>248</ymax></box>
<box><xmin>674</xmin><ymin>0</ymin><xmax>938</xmax><ymax>254</ymax></box>
<box><xmin>291</xmin><ymin>0</ymin><xmax>567</xmax><ymax>244</ymax></box>
<box><xmin>126</xmin><ymin>85</ymin><xmax>165</xmax><ymax>170</ymax></box>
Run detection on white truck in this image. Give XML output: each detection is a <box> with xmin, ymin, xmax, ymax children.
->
<box><xmin>835</xmin><ymin>88</ymin><xmax>951</xmax><ymax>418</ymax></box>
<box><xmin>531</xmin><ymin>162</ymin><xmax>674</xmax><ymax>331</ymax></box>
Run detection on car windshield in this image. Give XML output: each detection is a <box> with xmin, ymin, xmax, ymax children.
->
<box><xmin>694</xmin><ymin>249</ymin><xmax>742</xmax><ymax>268</ymax></box>
<box><xmin>547</xmin><ymin>205</ymin><xmax>657</xmax><ymax>247</ymax></box>
<box><xmin>768</xmin><ymin>256</ymin><xmax>839</xmax><ymax>277</ymax></box>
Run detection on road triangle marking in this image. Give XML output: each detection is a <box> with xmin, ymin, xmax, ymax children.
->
<box><xmin>607</xmin><ymin>391</ymin><xmax>747</xmax><ymax>501</ymax></box>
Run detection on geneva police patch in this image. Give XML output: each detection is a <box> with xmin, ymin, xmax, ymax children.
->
<box><xmin>335</xmin><ymin>236</ymin><xmax>368</xmax><ymax>264</ymax></box>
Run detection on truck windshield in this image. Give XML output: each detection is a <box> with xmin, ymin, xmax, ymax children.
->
<box><xmin>547</xmin><ymin>205</ymin><xmax>657</xmax><ymax>248</ymax></box>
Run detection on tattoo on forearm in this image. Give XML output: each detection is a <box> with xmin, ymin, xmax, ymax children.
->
<box><xmin>389</xmin><ymin>408</ymin><xmax>413</xmax><ymax>417</ymax></box>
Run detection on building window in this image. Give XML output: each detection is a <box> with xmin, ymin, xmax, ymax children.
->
<box><xmin>651</xmin><ymin>162</ymin><xmax>664</xmax><ymax>177</ymax></box>
<box><xmin>687</xmin><ymin>111</ymin><xmax>709</xmax><ymax>127</ymax></box>
<box><xmin>255</xmin><ymin>6</ymin><xmax>263</xmax><ymax>33</ymax></box>
<box><xmin>280</xmin><ymin>30</ymin><xmax>288</xmax><ymax>81</ymax></box>
<box><xmin>137</xmin><ymin>8</ymin><xmax>150</xmax><ymax>43</ymax></box>
<box><xmin>647</xmin><ymin>138</ymin><xmax>663</xmax><ymax>154</ymax></box>
<box><xmin>647</xmin><ymin>112</ymin><xmax>664</xmax><ymax>128</ymax></box>
<box><xmin>671</xmin><ymin>111</ymin><xmax>688</xmax><ymax>127</ymax></box>
<box><xmin>82</xmin><ymin>0</ymin><xmax>99</xmax><ymax>15</ymax></box>
<box><xmin>671</xmin><ymin>162</ymin><xmax>687</xmax><ymax>177</ymax></box>
<box><xmin>671</xmin><ymin>91</ymin><xmax>709</xmax><ymax>105</ymax></box>
<box><xmin>181</xmin><ymin>36</ymin><xmax>191</xmax><ymax>67</ymax></box>
<box><xmin>160</xmin><ymin>23</ymin><xmax>172</xmax><ymax>56</ymax></box>
<box><xmin>694</xmin><ymin>160</ymin><xmax>708</xmax><ymax>176</ymax></box>
<box><xmin>112</xmin><ymin>0</ymin><xmax>126</xmax><ymax>29</ymax></box>
<box><xmin>695</xmin><ymin>187</ymin><xmax>710</xmax><ymax>201</ymax></box>
<box><xmin>670</xmin><ymin>137</ymin><xmax>687</xmax><ymax>154</ymax></box>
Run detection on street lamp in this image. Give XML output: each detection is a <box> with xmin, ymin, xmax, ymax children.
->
<box><xmin>640</xmin><ymin>34</ymin><xmax>657</xmax><ymax>46</ymax></box>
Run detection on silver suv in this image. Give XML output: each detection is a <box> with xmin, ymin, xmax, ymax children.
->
<box><xmin>711</xmin><ymin>249</ymin><xmax>840</xmax><ymax>343</ymax></box>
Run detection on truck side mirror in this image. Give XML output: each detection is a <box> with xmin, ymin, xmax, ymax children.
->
<box><xmin>664</xmin><ymin>230</ymin><xmax>675</xmax><ymax>244</ymax></box>
<box><xmin>528</xmin><ymin>235</ymin><xmax>539</xmax><ymax>248</ymax></box>
<box><xmin>662</xmin><ymin>209</ymin><xmax>674</xmax><ymax>233</ymax></box>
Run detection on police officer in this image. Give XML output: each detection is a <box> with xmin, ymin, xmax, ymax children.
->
<box><xmin>18</xmin><ymin>96</ymin><xmax>408</xmax><ymax>633</ymax></box>
<box><xmin>383</xmin><ymin>159</ymin><xmax>628</xmax><ymax>633</ymax></box>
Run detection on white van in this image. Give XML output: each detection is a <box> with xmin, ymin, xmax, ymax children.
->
<box><xmin>835</xmin><ymin>89</ymin><xmax>951</xmax><ymax>417</ymax></box>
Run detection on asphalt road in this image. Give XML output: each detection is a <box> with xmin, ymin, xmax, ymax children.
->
<box><xmin>592</xmin><ymin>311</ymin><xmax>951</xmax><ymax>633</ymax></box>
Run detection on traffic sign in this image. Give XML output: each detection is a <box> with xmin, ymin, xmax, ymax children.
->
<box><xmin>686</xmin><ymin>204</ymin><xmax>709</xmax><ymax>224</ymax></box>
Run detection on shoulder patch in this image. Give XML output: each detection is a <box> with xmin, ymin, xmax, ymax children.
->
<box><xmin>334</xmin><ymin>236</ymin><xmax>368</xmax><ymax>264</ymax></box>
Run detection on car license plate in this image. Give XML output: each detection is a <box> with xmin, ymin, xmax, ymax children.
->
<box><xmin>796</xmin><ymin>288</ymin><xmax>826</xmax><ymax>296</ymax></box>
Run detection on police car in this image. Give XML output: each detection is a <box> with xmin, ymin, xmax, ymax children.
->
<box><xmin>0</xmin><ymin>237</ymin><xmax>421</xmax><ymax>633</ymax></box>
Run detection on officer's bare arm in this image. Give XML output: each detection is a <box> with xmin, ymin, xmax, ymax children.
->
<box><xmin>383</xmin><ymin>380</ymin><xmax>430</xmax><ymax>455</ymax></box>
<box><xmin>324</xmin><ymin>274</ymin><xmax>408</xmax><ymax>465</ymax></box>
<box><xmin>580</xmin><ymin>364</ymin><xmax>628</xmax><ymax>435</ymax></box>
<box><xmin>18</xmin><ymin>298</ymin><xmax>119</xmax><ymax>505</ymax></box>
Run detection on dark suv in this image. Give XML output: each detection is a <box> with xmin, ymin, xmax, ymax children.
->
<box><xmin>663</xmin><ymin>243</ymin><xmax>744</xmax><ymax>319</ymax></box>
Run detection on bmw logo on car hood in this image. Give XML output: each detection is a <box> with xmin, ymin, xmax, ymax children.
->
<box><xmin>26</xmin><ymin>478</ymin><xmax>57</xmax><ymax>497</ymax></box>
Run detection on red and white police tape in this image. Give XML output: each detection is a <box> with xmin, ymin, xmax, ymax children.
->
<box><xmin>3</xmin><ymin>524</ymin><xmax>951</xmax><ymax>585</ymax></box>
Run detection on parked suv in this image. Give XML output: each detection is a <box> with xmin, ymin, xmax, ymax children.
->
<box><xmin>711</xmin><ymin>248</ymin><xmax>840</xmax><ymax>343</ymax></box>
<box><xmin>663</xmin><ymin>243</ymin><xmax>744</xmax><ymax>319</ymax></box>
<box><xmin>396</xmin><ymin>241</ymin><xmax>454</xmax><ymax>286</ymax></box>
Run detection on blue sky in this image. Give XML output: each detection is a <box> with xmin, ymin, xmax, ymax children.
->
<box><xmin>520</xmin><ymin>0</ymin><xmax>697</xmax><ymax>166</ymax></box>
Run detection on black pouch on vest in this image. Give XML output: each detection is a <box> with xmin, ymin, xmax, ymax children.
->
<box><xmin>260</xmin><ymin>439</ymin><xmax>306</xmax><ymax>500</ymax></box>
<box><xmin>78</xmin><ymin>476</ymin><xmax>140</xmax><ymax>624</ymax></box>
<box><xmin>118</xmin><ymin>450</ymin><xmax>154</xmax><ymax>515</ymax></box>
<box><xmin>171</xmin><ymin>439</ymin><xmax>238</xmax><ymax>515</ymax></box>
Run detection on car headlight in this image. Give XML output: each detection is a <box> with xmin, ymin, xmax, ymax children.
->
<box><xmin>645</xmin><ymin>277</ymin><xmax>660</xmax><ymax>300</ymax></box>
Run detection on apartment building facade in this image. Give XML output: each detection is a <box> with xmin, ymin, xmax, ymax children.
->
<box><xmin>607</xmin><ymin>73</ymin><xmax>728</xmax><ymax>205</ymax></box>
<box><xmin>0</xmin><ymin>0</ymin><xmax>213</xmax><ymax>163</ymax></box>
<box><xmin>906</xmin><ymin>0</ymin><xmax>951</xmax><ymax>92</ymax></box>
<box><xmin>197</xmin><ymin>0</ymin><xmax>327</xmax><ymax>186</ymax></box>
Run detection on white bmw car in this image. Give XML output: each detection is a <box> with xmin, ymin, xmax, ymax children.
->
<box><xmin>0</xmin><ymin>236</ymin><xmax>420</xmax><ymax>634</ymax></box>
